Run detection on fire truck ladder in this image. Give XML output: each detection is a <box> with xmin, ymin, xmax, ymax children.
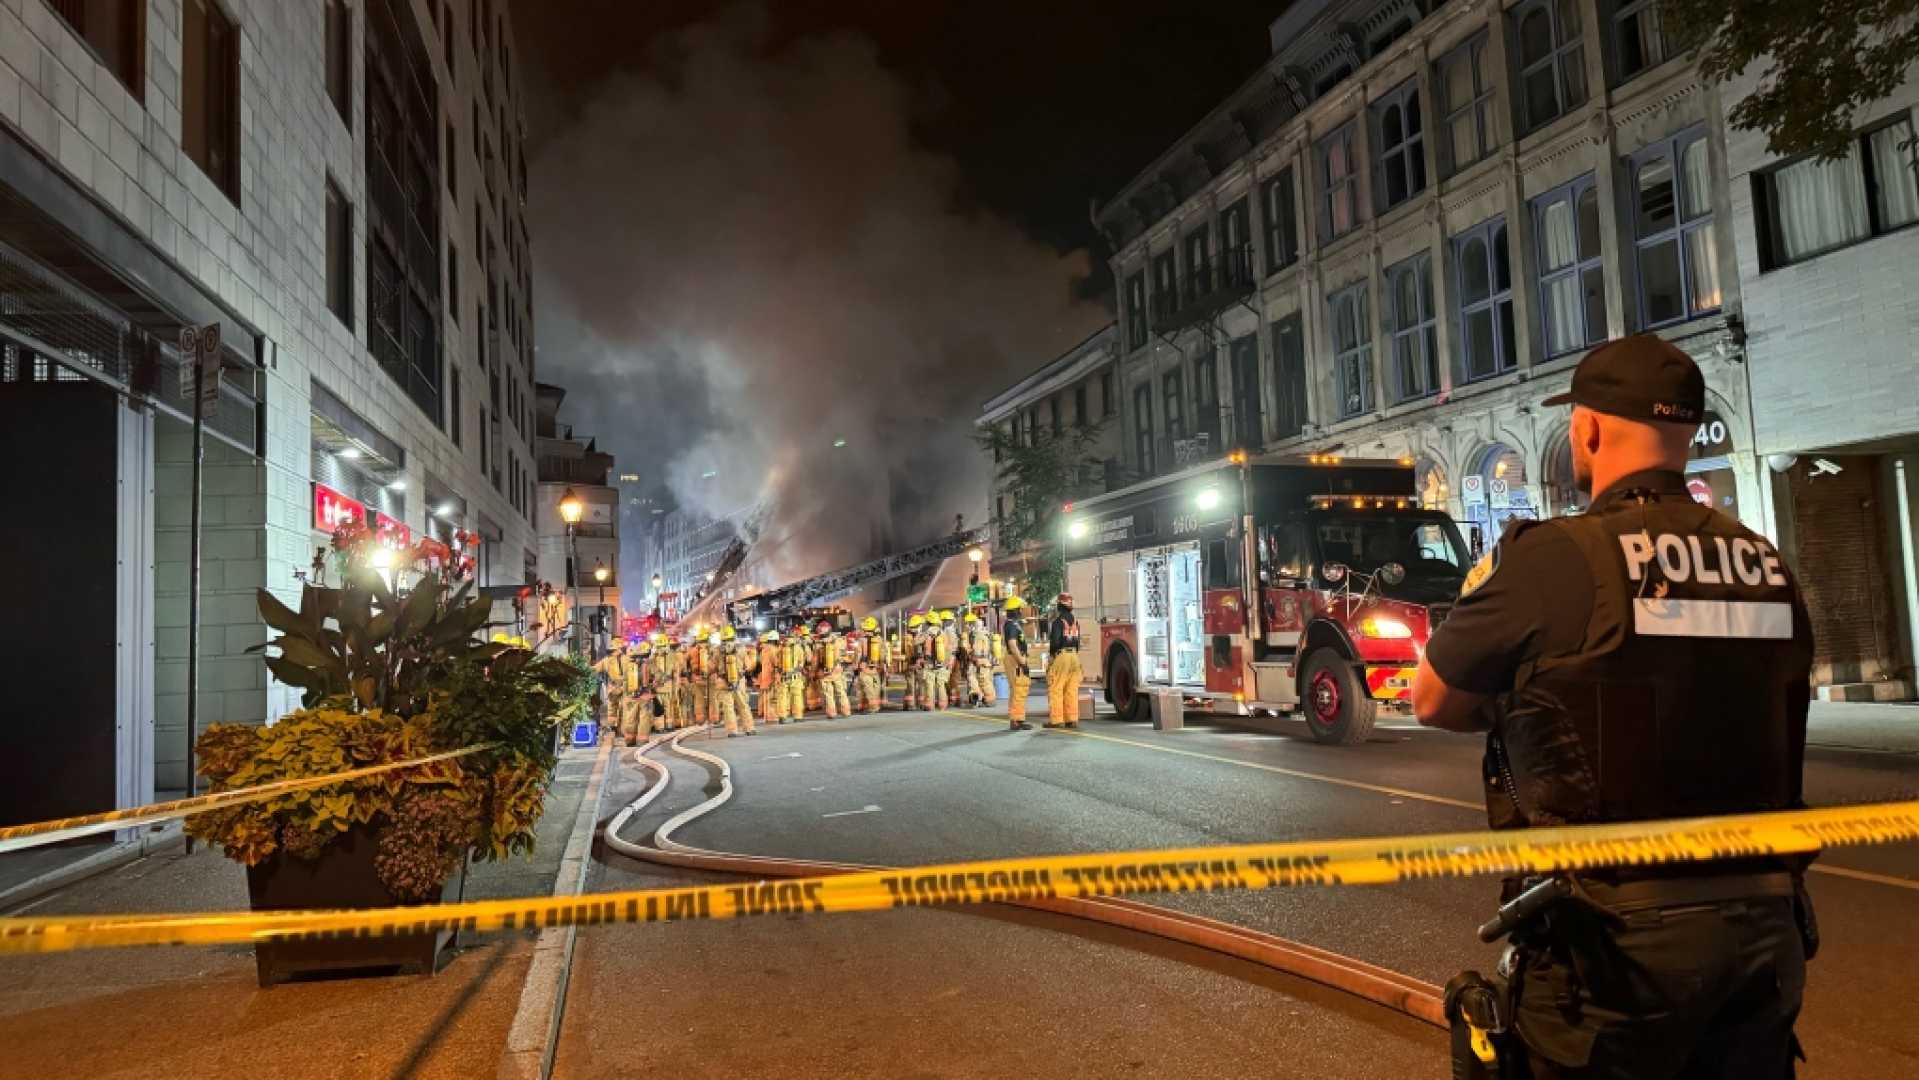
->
<box><xmin>747</xmin><ymin>526</ymin><xmax>993</xmax><ymax>617</ymax></box>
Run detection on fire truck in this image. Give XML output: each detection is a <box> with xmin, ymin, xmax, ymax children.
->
<box><xmin>1062</xmin><ymin>453</ymin><xmax>1471</xmax><ymax>745</ymax></box>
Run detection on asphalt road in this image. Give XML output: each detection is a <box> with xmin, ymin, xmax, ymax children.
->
<box><xmin>556</xmin><ymin>740</ymin><xmax>1445</xmax><ymax>1079</ymax></box>
<box><xmin>572</xmin><ymin>702</ymin><xmax>1919</xmax><ymax>1078</ymax></box>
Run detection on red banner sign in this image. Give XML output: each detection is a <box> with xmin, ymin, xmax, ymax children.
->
<box><xmin>313</xmin><ymin>483</ymin><xmax>365</xmax><ymax>532</ymax></box>
<box><xmin>375</xmin><ymin>511</ymin><xmax>412</xmax><ymax>548</ymax></box>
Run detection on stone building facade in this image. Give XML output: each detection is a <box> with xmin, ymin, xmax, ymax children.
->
<box><xmin>0</xmin><ymin>0</ymin><xmax>540</xmax><ymax>820</ymax></box>
<box><xmin>1099</xmin><ymin>0</ymin><xmax>1756</xmax><ymax>562</ymax></box>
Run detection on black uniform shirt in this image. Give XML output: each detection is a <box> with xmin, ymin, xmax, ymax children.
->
<box><xmin>1424</xmin><ymin>469</ymin><xmax>1701</xmax><ymax>695</ymax></box>
<box><xmin>1004</xmin><ymin>620</ymin><xmax>1026</xmax><ymax>661</ymax></box>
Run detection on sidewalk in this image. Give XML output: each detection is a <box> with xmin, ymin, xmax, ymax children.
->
<box><xmin>1807</xmin><ymin>700</ymin><xmax>1919</xmax><ymax>754</ymax></box>
<box><xmin>0</xmin><ymin>741</ymin><xmax>607</xmax><ymax>1080</ymax></box>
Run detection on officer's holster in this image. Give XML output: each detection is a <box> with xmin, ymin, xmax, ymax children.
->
<box><xmin>1444</xmin><ymin>970</ymin><xmax>1516</xmax><ymax>1080</ymax></box>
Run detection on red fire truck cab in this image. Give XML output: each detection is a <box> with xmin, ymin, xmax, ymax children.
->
<box><xmin>1063</xmin><ymin>453</ymin><xmax>1471</xmax><ymax>744</ymax></box>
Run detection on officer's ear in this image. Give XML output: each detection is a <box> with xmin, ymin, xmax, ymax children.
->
<box><xmin>1571</xmin><ymin>406</ymin><xmax>1602</xmax><ymax>455</ymax></box>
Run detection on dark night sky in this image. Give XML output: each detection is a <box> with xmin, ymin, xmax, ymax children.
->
<box><xmin>515</xmin><ymin>0</ymin><xmax>1281</xmax><ymax>278</ymax></box>
<box><xmin>508</xmin><ymin>2</ymin><xmax>1285</xmax><ymax>587</ymax></box>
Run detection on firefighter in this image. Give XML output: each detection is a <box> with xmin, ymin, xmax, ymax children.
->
<box><xmin>814</xmin><ymin>620</ymin><xmax>851</xmax><ymax>718</ymax></box>
<box><xmin>757</xmin><ymin>629</ymin><xmax>785</xmax><ymax>724</ymax></box>
<box><xmin>723</xmin><ymin>625</ymin><xmax>755</xmax><ymax>733</ymax></box>
<box><xmin>683</xmin><ymin>626</ymin><xmax>712</xmax><ymax>727</ymax></box>
<box><xmin>1045</xmin><ymin>594</ymin><xmax>1083</xmax><ymax>729</ymax></box>
<box><xmin>961</xmin><ymin>612</ymin><xmax>997</xmax><ymax>707</ymax></box>
<box><xmin>709</xmin><ymin>629</ymin><xmax>755</xmax><ymax>737</ymax></box>
<box><xmin>1413</xmin><ymin>335</ymin><xmax>1816</xmax><ymax>1078</ymax></box>
<box><xmin>855</xmin><ymin>616</ymin><xmax>886</xmax><ymax>713</ymax></box>
<box><xmin>1002</xmin><ymin>597</ymin><xmax>1032</xmax><ymax>731</ymax></box>
<box><xmin>633</xmin><ymin>639</ymin><xmax>659</xmax><ymax>736</ymax></box>
<box><xmin>922</xmin><ymin>611</ymin><xmax>951</xmax><ymax>711</ymax></box>
<box><xmin>939</xmin><ymin>609</ymin><xmax>963</xmax><ymax>706</ymax></box>
<box><xmin>593</xmin><ymin>647</ymin><xmax>627</xmax><ymax>741</ymax></box>
<box><xmin>780</xmin><ymin>624</ymin><xmax>809</xmax><ymax>721</ymax></box>
<box><xmin>651</xmin><ymin>633</ymin><xmax>682</xmax><ymax>730</ymax></box>
<box><xmin>899</xmin><ymin>619</ymin><xmax>923</xmax><ymax>710</ymax></box>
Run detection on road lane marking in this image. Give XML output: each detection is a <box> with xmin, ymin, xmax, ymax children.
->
<box><xmin>937</xmin><ymin>710</ymin><xmax>1919</xmax><ymax>893</ymax></box>
<box><xmin>764</xmin><ymin>752</ymin><xmax>804</xmax><ymax>760</ymax></box>
<box><xmin>822</xmin><ymin>805</ymin><xmax>882</xmax><ymax>819</ymax></box>
<box><xmin>938</xmin><ymin>710</ymin><xmax>1481</xmax><ymax>811</ymax></box>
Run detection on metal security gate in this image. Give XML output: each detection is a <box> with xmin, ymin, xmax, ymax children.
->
<box><xmin>0</xmin><ymin>237</ymin><xmax>261</xmax><ymax>457</ymax></box>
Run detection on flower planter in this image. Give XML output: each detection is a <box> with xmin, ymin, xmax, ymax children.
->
<box><xmin>245</xmin><ymin>824</ymin><xmax>465</xmax><ymax>987</ymax></box>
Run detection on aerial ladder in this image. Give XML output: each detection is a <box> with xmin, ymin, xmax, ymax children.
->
<box><xmin>718</xmin><ymin>526</ymin><xmax>992</xmax><ymax>628</ymax></box>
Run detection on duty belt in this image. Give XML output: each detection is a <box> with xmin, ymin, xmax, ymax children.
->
<box><xmin>1580</xmin><ymin>871</ymin><xmax>1796</xmax><ymax>911</ymax></box>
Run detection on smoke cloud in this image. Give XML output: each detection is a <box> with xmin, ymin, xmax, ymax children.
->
<box><xmin>528</xmin><ymin>8</ymin><xmax>1107</xmax><ymax>588</ymax></box>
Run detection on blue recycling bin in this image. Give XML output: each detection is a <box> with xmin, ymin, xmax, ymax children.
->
<box><xmin>993</xmin><ymin>673</ymin><xmax>1009</xmax><ymax>701</ymax></box>
<box><xmin>570</xmin><ymin>718</ymin><xmax>598</xmax><ymax>747</ymax></box>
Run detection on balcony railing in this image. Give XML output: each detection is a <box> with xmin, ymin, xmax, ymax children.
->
<box><xmin>1159</xmin><ymin>245</ymin><xmax>1256</xmax><ymax>335</ymax></box>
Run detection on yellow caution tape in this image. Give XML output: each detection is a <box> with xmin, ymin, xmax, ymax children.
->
<box><xmin>2</xmin><ymin>799</ymin><xmax>1915</xmax><ymax>955</ymax></box>
<box><xmin>0</xmin><ymin>744</ymin><xmax>495</xmax><ymax>855</ymax></box>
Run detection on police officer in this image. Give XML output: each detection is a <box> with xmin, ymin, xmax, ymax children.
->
<box><xmin>1411</xmin><ymin>334</ymin><xmax>1814</xmax><ymax>1079</ymax></box>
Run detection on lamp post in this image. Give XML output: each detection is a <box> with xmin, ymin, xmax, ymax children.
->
<box><xmin>559</xmin><ymin>488</ymin><xmax>584</xmax><ymax>654</ymax></box>
<box><xmin>594</xmin><ymin>561</ymin><xmax>610</xmax><ymax>654</ymax></box>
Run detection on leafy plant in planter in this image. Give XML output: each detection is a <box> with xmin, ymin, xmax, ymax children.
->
<box><xmin>184</xmin><ymin>528</ymin><xmax>588</xmax><ymax>982</ymax></box>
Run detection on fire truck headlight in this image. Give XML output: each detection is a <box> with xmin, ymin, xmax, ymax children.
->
<box><xmin>1067</xmin><ymin>519</ymin><xmax>1090</xmax><ymax>540</ymax></box>
<box><xmin>1195</xmin><ymin>487</ymin><xmax>1222</xmax><ymax>511</ymax></box>
<box><xmin>1359</xmin><ymin>615</ymin><xmax>1412</xmax><ymax>639</ymax></box>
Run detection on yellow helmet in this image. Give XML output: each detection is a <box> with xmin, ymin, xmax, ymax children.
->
<box><xmin>964</xmin><ymin>612</ymin><xmax>980</xmax><ymax>624</ymax></box>
<box><xmin>650</xmin><ymin>631</ymin><xmax>667</xmax><ymax>644</ymax></box>
<box><xmin>940</xmin><ymin>610</ymin><xmax>956</xmax><ymax>623</ymax></box>
<box><xmin>861</xmin><ymin>616</ymin><xmax>879</xmax><ymax>632</ymax></box>
<box><xmin>721</xmin><ymin>625</ymin><xmax>737</xmax><ymax>641</ymax></box>
<box><xmin>907</xmin><ymin>614</ymin><xmax>925</xmax><ymax>628</ymax></box>
<box><xmin>798</xmin><ymin>624</ymin><xmax>812</xmax><ymax>637</ymax></box>
<box><xmin>708</xmin><ymin>630</ymin><xmax>723</xmax><ymax>645</ymax></box>
<box><xmin>1004</xmin><ymin>596</ymin><xmax>1025</xmax><ymax>612</ymax></box>
<box><xmin>636</xmin><ymin>641</ymin><xmax>652</xmax><ymax>654</ymax></box>
<box><xmin>761</xmin><ymin>629</ymin><xmax>779</xmax><ymax>642</ymax></box>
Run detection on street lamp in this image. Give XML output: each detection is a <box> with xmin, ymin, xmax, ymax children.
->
<box><xmin>559</xmin><ymin>488</ymin><xmax>584</xmax><ymax>655</ymax></box>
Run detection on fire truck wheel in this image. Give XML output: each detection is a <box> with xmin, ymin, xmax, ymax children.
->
<box><xmin>1300</xmin><ymin>651</ymin><xmax>1377</xmax><ymax>746</ymax></box>
<box><xmin>1106</xmin><ymin>648</ymin><xmax>1148</xmax><ymax>723</ymax></box>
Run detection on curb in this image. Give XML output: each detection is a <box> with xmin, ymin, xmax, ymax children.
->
<box><xmin>496</xmin><ymin>735</ymin><xmax>615</xmax><ymax>1080</ymax></box>
<box><xmin>0</xmin><ymin>822</ymin><xmax>184</xmax><ymax>915</ymax></box>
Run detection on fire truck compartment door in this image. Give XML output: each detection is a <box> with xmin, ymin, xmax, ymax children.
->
<box><xmin>1066</xmin><ymin>552</ymin><xmax>1135</xmax><ymax>631</ymax></box>
<box><xmin>1136</xmin><ymin>544</ymin><xmax>1204</xmax><ymax>687</ymax></box>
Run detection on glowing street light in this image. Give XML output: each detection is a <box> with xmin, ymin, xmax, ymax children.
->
<box><xmin>594</xmin><ymin>563</ymin><xmax>609</xmax><ymax>584</ymax></box>
<box><xmin>558</xmin><ymin>488</ymin><xmax>584</xmax><ymax>525</ymax></box>
<box><xmin>967</xmin><ymin>547</ymin><xmax>984</xmax><ymax>564</ymax></box>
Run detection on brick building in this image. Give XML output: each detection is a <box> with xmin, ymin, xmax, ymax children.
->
<box><xmin>0</xmin><ymin>0</ymin><xmax>540</xmax><ymax>826</ymax></box>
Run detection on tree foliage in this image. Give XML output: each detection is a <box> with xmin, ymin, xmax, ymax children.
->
<box><xmin>1667</xmin><ymin>0</ymin><xmax>1919</xmax><ymax>160</ymax></box>
<box><xmin>974</xmin><ymin>420</ymin><xmax>1112</xmax><ymax>604</ymax></box>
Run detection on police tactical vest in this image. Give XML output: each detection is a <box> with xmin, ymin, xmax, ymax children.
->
<box><xmin>1488</xmin><ymin>491</ymin><xmax>1810</xmax><ymax>834</ymax></box>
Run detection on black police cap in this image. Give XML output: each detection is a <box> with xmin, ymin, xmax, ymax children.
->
<box><xmin>1541</xmin><ymin>333</ymin><xmax>1705</xmax><ymax>424</ymax></box>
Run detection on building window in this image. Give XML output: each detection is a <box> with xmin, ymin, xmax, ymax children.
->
<box><xmin>365</xmin><ymin>0</ymin><xmax>445</xmax><ymax>422</ymax></box>
<box><xmin>325</xmin><ymin>176</ymin><xmax>353</xmax><ymax>326</ymax></box>
<box><xmin>1372</xmin><ymin>79</ymin><xmax>1426</xmax><ymax>212</ymax></box>
<box><xmin>48</xmin><ymin>0</ymin><xmax>144</xmax><ymax>101</ymax></box>
<box><xmin>1317</xmin><ymin>122</ymin><xmax>1360</xmax><ymax>242</ymax></box>
<box><xmin>447</xmin><ymin>242</ymin><xmax>459</xmax><ymax>322</ymax></box>
<box><xmin>1050</xmin><ymin>395</ymin><xmax>1063</xmax><ymax>438</ymax></box>
<box><xmin>1533</xmin><ymin>174</ymin><xmax>1608</xmax><ymax>356</ymax></box>
<box><xmin>1436</xmin><ymin>34</ymin><xmax>1495</xmax><ymax>177</ymax></box>
<box><xmin>479</xmin><ymin>406</ymin><xmax>489</xmax><ymax>475</ymax></box>
<box><xmin>1125</xmin><ymin>272</ymin><xmax>1147</xmax><ymax>350</ymax></box>
<box><xmin>1134</xmin><ymin>384</ymin><xmax>1155</xmax><ymax>476</ymax></box>
<box><xmin>1163</xmin><ymin>371</ymin><xmax>1185</xmax><ymax>443</ymax></box>
<box><xmin>1514</xmin><ymin>0</ymin><xmax>1588</xmax><ymax>134</ymax></box>
<box><xmin>1152</xmin><ymin>250</ymin><xmax>1178</xmax><ymax>323</ymax></box>
<box><xmin>1184</xmin><ymin>226</ymin><xmax>1211</xmax><ymax>299</ymax></box>
<box><xmin>183</xmin><ymin>0</ymin><xmax>240</xmax><ymax>201</ymax></box>
<box><xmin>1757</xmin><ymin>114</ymin><xmax>1919</xmax><ymax>269</ymax></box>
<box><xmin>1101</xmin><ymin>369</ymin><xmax>1117</xmax><ymax>417</ymax></box>
<box><xmin>1385</xmin><ymin>254</ymin><xmax>1437</xmax><ymax>402</ymax></box>
<box><xmin>1074</xmin><ymin>384</ymin><xmax>1088</xmax><ymax>427</ymax></box>
<box><xmin>1270</xmin><ymin>314</ymin><xmax>1308</xmax><ymax>441</ymax></box>
<box><xmin>1193</xmin><ymin>351</ymin><xmax>1219</xmax><ymax>449</ymax></box>
<box><xmin>1632</xmin><ymin>128</ymin><xmax>1720</xmax><ymax>328</ymax></box>
<box><xmin>445</xmin><ymin>118</ymin><xmax>456</xmax><ymax>194</ymax></box>
<box><xmin>1219</xmin><ymin>199</ymin><xmax>1252</xmax><ymax>286</ymax></box>
<box><xmin>1452</xmin><ymin>217</ymin><xmax>1517</xmax><ymax>382</ymax></box>
<box><xmin>1263</xmin><ymin>167</ymin><xmax>1299</xmax><ymax>273</ymax></box>
<box><xmin>450</xmin><ymin>368</ymin><xmax>462</xmax><ymax>446</ymax></box>
<box><xmin>1328</xmin><ymin>283</ymin><xmax>1374</xmax><ymax>418</ymax></box>
<box><xmin>326</xmin><ymin>0</ymin><xmax>352</xmax><ymax>126</ymax></box>
<box><xmin>1612</xmin><ymin>0</ymin><xmax>1669</xmax><ymax>84</ymax></box>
